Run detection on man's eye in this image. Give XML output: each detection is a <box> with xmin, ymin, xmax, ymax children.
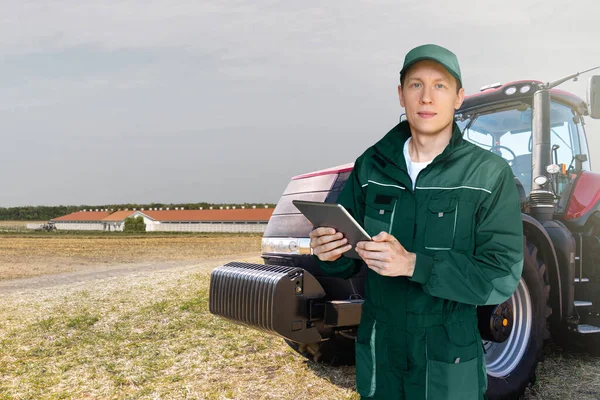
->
<box><xmin>412</xmin><ymin>83</ymin><xmax>421</xmax><ymax>88</ymax></box>
<box><xmin>436</xmin><ymin>83</ymin><xmax>445</xmax><ymax>89</ymax></box>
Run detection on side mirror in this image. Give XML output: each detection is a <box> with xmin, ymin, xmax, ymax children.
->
<box><xmin>575</xmin><ymin>154</ymin><xmax>588</xmax><ymax>172</ymax></box>
<box><xmin>588</xmin><ymin>75</ymin><xmax>600</xmax><ymax>119</ymax></box>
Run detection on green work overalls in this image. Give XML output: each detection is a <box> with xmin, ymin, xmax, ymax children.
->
<box><xmin>317</xmin><ymin>121</ymin><xmax>524</xmax><ymax>399</ymax></box>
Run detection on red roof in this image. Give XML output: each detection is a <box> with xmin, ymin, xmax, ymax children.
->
<box><xmin>52</xmin><ymin>211</ymin><xmax>112</xmax><ymax>222</ymax></box>
<box><xmin>101</xmin><ymin>211</ymin><xmax>137</xmax><ymax>222</ymax></box>
<box><xmin>52</xmin><ymin>208</ymin><xmax>274</xmax><ymax>223</ymax></box>
<box><xmin>141</xmin><ymin>208</ymin><xmax>274</xmax><ymax>222</ymax></box>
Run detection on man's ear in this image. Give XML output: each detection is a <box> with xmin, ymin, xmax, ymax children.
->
<box><xmin>454</xmin><ymin>87</ymin><xmax>465</xmax><ymax>110</ymax></box>
<box><xmin>398</xmin><ymin>85</ymin><xmax>405</xmax><ymax>108</ymax></box>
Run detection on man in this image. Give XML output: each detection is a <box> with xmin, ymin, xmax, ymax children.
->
<box><xmin>309</xmin><ymin>44</ymin><xmax>523</xmax><ymax>399</ymax></box>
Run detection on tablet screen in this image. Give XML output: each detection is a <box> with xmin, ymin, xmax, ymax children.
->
<box><xmin>292</xmin><ymin>200</ymin><xmax>370</xmax><ymax>260</ymax></box>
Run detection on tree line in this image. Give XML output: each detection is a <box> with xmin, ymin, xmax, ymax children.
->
<box><xmin>0</xmin><ymin>202</ymin><xmax>277</xmax><ymax>221</ymax></box>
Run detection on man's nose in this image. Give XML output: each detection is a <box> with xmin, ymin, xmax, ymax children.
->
<box><xmin>419</xmin><ymin>85</ymin><xmax>433</xmax><ymax>104</ymax></box>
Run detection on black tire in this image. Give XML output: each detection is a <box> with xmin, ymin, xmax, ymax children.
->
<box><xmin>486</xmin><ymin>239</ymin><xmax>551</xmax><ymax>400</ymax></box>
<box><xmin>284</xmin><ymin>330</ymin><xmax>356</xmax><ymax>366</ymax></box>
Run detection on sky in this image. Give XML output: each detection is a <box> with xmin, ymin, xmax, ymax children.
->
<box><xmin>1</xmin><ymin>0</ymin><xmax>599</xmax><ymax>207</ymax></box>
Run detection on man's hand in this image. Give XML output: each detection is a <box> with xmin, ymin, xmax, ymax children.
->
<box><xmin>309</xmin><ymin>227</ymin><xmax>352</xmax><ymax>262</ymax></box>
<box><xmin>356</xmin><ymin>231</ymin><xmax>416</xmax><ymax>277</ymax></box>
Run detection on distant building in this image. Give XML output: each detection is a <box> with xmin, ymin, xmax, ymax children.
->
<box><xmin>51</xmin><ymin>211</ymin><xmax>112</xmax><ymax>231</ymax></box>
<box><xmin>46</xmin><ymin>208</ymin><xmax>274</xmax><ymax>233</ymax></box>
<box><xmin>140</xmin><ymin>208</ymin><xmax>274</xmax><ymax>233</ymax></box>
<box><xmin>101</xmin><ymin>210</ymin><xmax>138</xmax><ymax>231</ymax></box>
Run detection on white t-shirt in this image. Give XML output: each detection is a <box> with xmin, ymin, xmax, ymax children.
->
<box><xmin>404</xmin><ymin>137</ymin><xmax>433</xmax><ymax>190</ymax></box>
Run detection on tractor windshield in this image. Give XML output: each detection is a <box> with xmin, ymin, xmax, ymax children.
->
<box><xmin>456</xmin><ymin>101</ymin><xmax>590</xmax><ymax>196</ymax></box>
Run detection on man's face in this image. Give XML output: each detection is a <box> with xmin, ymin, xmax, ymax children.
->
<box><xmin>398</xmin><ymin>60</ymin><xmax>465</xmax><ymax>137</ymax></box>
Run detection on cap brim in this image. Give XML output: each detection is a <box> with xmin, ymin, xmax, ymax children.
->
<box><xmin>400</xmin><ymin>57</ymin><xmax>462</xmax><ymax>86</ymax></box>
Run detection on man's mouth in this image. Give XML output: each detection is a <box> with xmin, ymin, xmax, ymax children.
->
<box><xmin>417</xmin><ymin>112</ymin><xmax>436</xmax><ymax>119</ymax></box>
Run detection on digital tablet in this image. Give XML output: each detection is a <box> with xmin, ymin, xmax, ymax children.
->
<box><xmin>292</xmin><ymin>200</ymin><xmax>371</xmax><ymax>260</ymax></box>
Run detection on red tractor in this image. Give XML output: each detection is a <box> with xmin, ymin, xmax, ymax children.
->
<box><xmin>210</xmin><ymin>69</ymin><xmax>600</xmax><ymax>399</ymax></box>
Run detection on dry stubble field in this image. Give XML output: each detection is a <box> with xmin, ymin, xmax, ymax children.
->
<box><xmin>0</xmin><ymin>230</ymin><xmax>599</xmax><ymax>399</ymax></box>
<box><xmin>0</xmin><ymin>231</ymin><xmax>262</xmax><ymax>280</ymax></box>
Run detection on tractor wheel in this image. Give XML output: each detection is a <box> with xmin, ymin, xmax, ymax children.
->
<box><xmin>485</xmin><ymin>239</ymin><xmax>551</xmax><ymax>400</ymax></box>
<box><xmin>284</xmin><ymin>329</ymin><xmax>356</xmax><ymax>366</ymax></box>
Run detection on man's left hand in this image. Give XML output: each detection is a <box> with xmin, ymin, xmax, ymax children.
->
<box><xmin>356</xmin><ymin>232</ymin><xmax>416</xmax><ymax>277</ymax></box>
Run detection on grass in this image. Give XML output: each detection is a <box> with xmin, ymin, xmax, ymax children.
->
<box><xmin>528</xmin><ymin>343</ymin><xmax>600</xmax><ymax>399</ymax></box>
<box><xmin>0</xmin><ymin>253</ymin><xmax>359</xmax><ymax>400</ymax></box>
<box><xmin>0</xmin><ymin>235</ymin><xmax>599</xmax><ymax>399</ymax></box>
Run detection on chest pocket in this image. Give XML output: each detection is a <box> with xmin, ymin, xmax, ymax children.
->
<box><xmin>364</xmin><ymin>192</ymin><xmax>399</xmax><ymax>237</ymax></box>
<box><xmin>424</xmin><ymin>198</ymin><xmax>458</xmax><ymax>251</ymax></box>
<box><xmin>424</xmin><ymin>198</ymin><xmax>476</xmax><ymax>252</ymax></box>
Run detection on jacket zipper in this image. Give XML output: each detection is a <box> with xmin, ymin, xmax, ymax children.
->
<box><xmin>411</xmin><ymin>149</ymin><xmax>452</xmax><ymax>192</ymax></box>
<box><xmin>368</xmin><ymin>320</ymin><xmax>377</xmax><ymax>397</ymax></box>
<box><xmin>375</xmin><ymin>142</ymin><xmax>454</xmax><ymax>196</ymax></box>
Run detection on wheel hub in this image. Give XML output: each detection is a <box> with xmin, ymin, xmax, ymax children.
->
<box><xmin>478</xmin><ymin>302</ymin><xmax>513</xmax><ymax>343</ymax></box>
<box><xmin>491</xmin><ymin>303</ymin><xmax>513</xmax><ymax>342</ymax></box>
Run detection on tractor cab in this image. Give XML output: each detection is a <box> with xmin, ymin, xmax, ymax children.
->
<box><xmin>455</xmin><ymin>81</ymin><xmax>593</xmax><ymax>204</ymax></box>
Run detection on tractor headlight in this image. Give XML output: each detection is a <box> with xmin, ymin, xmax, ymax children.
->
<box><xmin>520</xmin><ymin>85</ymin><xmax>531</xmax><ymax>93</ymax></box>
<box><xmin>546</xmin><ymin>164</ymin><xmax>561</xmax><ymax>174</ymax></box>
<box><xmin>534</xmin><ymin>175</ymin><xmax>549</xmax><ymax>186</ymax></box>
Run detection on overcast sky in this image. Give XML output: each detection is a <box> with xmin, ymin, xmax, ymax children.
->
<box><xmin>1</xmin><ymin>0</ymin><xmax>599</xmax><ymax>207</ymax></box>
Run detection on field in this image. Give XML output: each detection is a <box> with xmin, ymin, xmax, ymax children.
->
<box><xmin>0</xmin><ymin>232</ymin><xmax>261</xmax><ymax>281</ymax></box>
<box><xmin>0</xmin><ymin>231</ymin><xmax>599</xmax><ymax>399</ymax></box>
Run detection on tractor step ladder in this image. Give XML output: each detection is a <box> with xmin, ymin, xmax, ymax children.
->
<box><xmin>577</xmin><ymin>324</ymin><xmax>600</xmax><ymax>334</ymax></box>
<box><xmin>572</xmin><ymin>299</ymin><xmax>600</xmax><ymax>334</ymax></box>
<box><xmin>572</xmin><ymin>234</ymin><xmax>600</xmax><ymax>334</ymax></box>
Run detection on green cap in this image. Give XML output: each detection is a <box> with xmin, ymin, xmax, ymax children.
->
<box><xmin>400</xmin><ymin>44</ymin><xmax>462</xmax><ymax>88</ymax></box>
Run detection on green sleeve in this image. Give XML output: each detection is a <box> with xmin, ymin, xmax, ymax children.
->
<box><xmin>410</xmin><ymin>166</ymin><xmax>524</xmax><ymax>305</ymax></box>
<box><xmin>315</xmin><ymin>156</ymin><xmax>367</xmax><ymax>279</ymax></box>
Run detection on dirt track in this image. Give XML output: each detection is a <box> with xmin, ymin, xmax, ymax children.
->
<box><xmin>0</xmin><ymin>252</ymin><xmax>262</xmax><ymax>294</ymax></box>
